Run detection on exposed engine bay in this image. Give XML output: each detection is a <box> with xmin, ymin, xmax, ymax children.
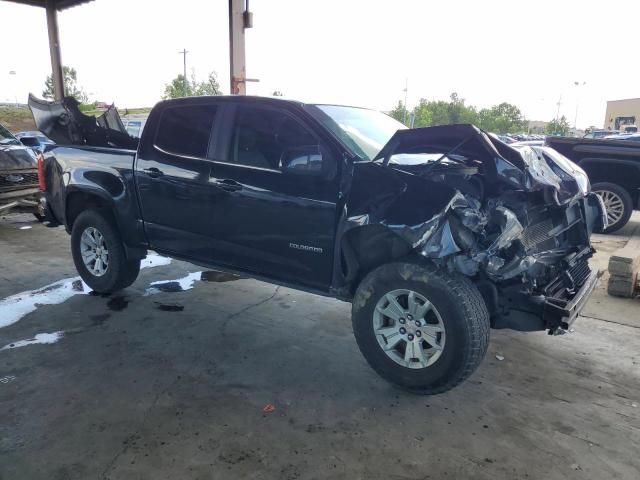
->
<box><xmin>345</xmin><ymin>125</ymin><xmax>605</xmax><ymax>334</ymax></box>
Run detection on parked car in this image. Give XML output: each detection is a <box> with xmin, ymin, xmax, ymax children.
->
<box><xmin>546</xmin><ymin>135</ymin><xmax>640</xmax><ymax>232</ymax></box>
<box><xmin>603</xmin><ymin>133</ymin><xmax>640</xmax><ymax>142</ymax></box>
<box><xmin>14</xmin><ymin>130</ymin><xmax>55</xmax><ymax>153</ymax></box>
<box><xmin>583</xmin><ymin>130</ymin><xmax>619</xmax><ymax>139</ymax></box>
<box><xmin>0</xmin><ymin>123</ymin><xmax>43</xmax><ymax>218</ymax></box>
<box><xmin>32</xmin><ymin>95</ymin><xmax>604</xmax><ymax>394</ymax></box>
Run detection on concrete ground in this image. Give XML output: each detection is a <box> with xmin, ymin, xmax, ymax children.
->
<box><xmin>1</xmin><ymin>212</ymin><xmax>639</xmax><ymax>480</ymax></box>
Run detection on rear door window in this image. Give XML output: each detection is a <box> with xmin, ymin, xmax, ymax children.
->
<box><xmin>155</xmin><ymin>105</ymin><xmax>217</xmax><ymax>158</ymax></box>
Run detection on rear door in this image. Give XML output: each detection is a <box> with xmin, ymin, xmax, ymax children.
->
<box><xmin>206</xmin><ymin>102</ymin><xmax>341</xmax><ymax>289</ymax></box>
<box><xmin>135</xmin><ymin>101</ymin><xmax>221</xmax><ymax>259</ymax></box>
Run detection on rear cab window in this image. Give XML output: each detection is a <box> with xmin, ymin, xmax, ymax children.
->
<box><xmin>154</xmin><ymin>104</ymin><xmax>218</xmax><ymax>158</ymax></box>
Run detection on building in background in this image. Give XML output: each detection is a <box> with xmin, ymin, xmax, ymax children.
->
<box><xmin>604</xmin><ymin>98</ymin><xmax>640</xmax><ymax>131</ymax></box>
<box><xmin>528</xmin><ymin>120</ymin><xmax>548</xmax><ymax>134</ymax></box>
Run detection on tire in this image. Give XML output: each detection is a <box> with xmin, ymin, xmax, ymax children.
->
<box><xmin>592</xmin><ymin>182</ymin><xmax>633</xmax><ymax>234</ymax></box>
<box><xmin>70</xmin><ymin>209</ymin><xmax>140</xmax><ymax>293</ymax></box>
<box><xmin>352</xmin><ymin>262</ymin><xmax>490</xmax><ymax>395</ymax></box>
<box><xmin>33</xmin><ymin>213</ymin><xmax>45</xmax><ymax>222</ymax></box>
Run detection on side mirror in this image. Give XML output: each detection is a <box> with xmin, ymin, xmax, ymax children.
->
<box><xmin>281</xmin><ymin>145</ymin><xmax>324</xmax><ymax>176</ymax></box>
<box><xmin>19</xmin><ymin>136</ymin><xmax>40</xmax><ymax>148</ymax></box>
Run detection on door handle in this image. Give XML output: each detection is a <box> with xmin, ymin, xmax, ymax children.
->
<box><xmin>143</xmin><ymin>167</ymin><xmax>164</xmax><ymax>178</ymax></box>
<box><xmin>214</xmin><ymin>179</ymin><xmax>242</xmax><ymax>192</ymax></box>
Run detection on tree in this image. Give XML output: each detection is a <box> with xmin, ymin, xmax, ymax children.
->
<box><xmin>193</xmin><ymin>72</ymin><xmax>222</xmax><ymax>96</ymax></box>
<box><xmin>546</xmin><ymin>115</ymin><xmax>571</xmax><ymax>136</ymax></box>
<box><xmin>412</xmin><ymin>98</ymin><xmax>433</xmax><ymax>128</ymax></box>
<box><xmin>163</xmin><ymin>71</ymin><xmax>222</xmax><ymax>99</ymax></box>
<box><xmin>272</xmin><ymin>90</ymin><xmax>284</xmax><ymax>97</ymax></box>
<box><xmin>42</xmin><ymin>66</ymin><xmax>88</xmax><ymax>102</ymax></box>
<box><xmin>389</xmin><ymin>100</ymin><xmax>409</xmax><ymax>125</ymax></box>
<box><xmin>477</xmin><ymin>102</ymin><xmax>527</xmax><ymax>133</ymax></box>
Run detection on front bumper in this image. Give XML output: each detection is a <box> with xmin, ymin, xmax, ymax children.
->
<box><xmin>0</xmin><ymin>188</ymin><xmax>41</xmax><ymax>214</ymax></box>
<box><xmin>492</xmin><ymin>255</ymin><xmax>598</xmax><ymax>333</ymax></box>
<box><xmin>542</xmin><ymin>269</ymin><xmax>599</xmax><ymax>332</ymax></box>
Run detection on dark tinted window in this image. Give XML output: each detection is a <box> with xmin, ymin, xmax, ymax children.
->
<box><xmin>155</xmin><ymin>105</ymin><xmax>217</xmax><ymax>158</ymax></box>
<box><xmin>228</xmin><ymin>105</ymin><xmax>324</xmax><ymax>174</ymax></box>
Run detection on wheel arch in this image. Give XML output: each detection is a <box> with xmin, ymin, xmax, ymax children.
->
<box><xmin>580</xmin><ymin>158</ymin><xmax>640</xmax><ymax>205</ymax></box>
<box><xmin>340</xmin><ymin>224</ymin><xmax>416</xmax><ymax>296</ymax></box>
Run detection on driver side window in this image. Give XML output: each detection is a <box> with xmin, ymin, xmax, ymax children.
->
<box><xmin>228</xmin><ymin>105</ymin><xmax>327</xmax><ymax>175</ymax></box>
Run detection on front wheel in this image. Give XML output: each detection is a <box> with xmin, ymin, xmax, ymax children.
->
<box><xmin>352</xmin><ymin>262</ymin><xmax>490</xmax><ymax>395</ymax></box>
<box><xmin>592</xmin><ymin>182</ymin><xmax>633</xmax><ymax>233</ymax></box>
<box><xmin>70</xmin><ymin>209</ymin><xmax>140</xmax><ymax>293</ymax></box>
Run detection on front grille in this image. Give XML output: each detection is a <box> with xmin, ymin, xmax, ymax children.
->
<box><xmin>0</xmin><ymin>172</ymin><xmax>38</xmax><ymax>190</ymax></box>
<box><xmin>521</xmin><ymin>218</ymin><xmax>554</xmax><ymax>250</ymax></box>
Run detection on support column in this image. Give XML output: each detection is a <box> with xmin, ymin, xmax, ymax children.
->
<box><xmin>45</xmin><ymin>0</ymin><xmax>64</xmax><ymax>100</ymax></box>
<box><xmin>228</xmin><ymin>0</ymin><xmax>249</xmax><ymax>95</ymax></box>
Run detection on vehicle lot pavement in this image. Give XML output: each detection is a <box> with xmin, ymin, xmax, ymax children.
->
<box><xmin>1</xmin><ymin>213</ymin><xmax>639</xmax><ymax>480</ymax></box>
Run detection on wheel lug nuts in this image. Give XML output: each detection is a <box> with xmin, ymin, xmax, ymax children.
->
<box><xmin>416</xmin><ymin>331</ymin><xmax>422</xmax><ymax>337</ymax></box>
<box><xmin>399</xmin><ymin>318</ymin><xmax>406</xmax><ymax>324</ymax></box>
<box><xmin>407</xmin><ymin>314</ymin><xmax>413</xmax><ymax>320</ymax></box>
<box><xmin>408</xmin><ymin>334</ymin><xmax>414</xmax><ymax>341</ymax></box>
<box><xmin>399</xmin><ymin>327</ymin><xmax>406</xmax><ymax>334</ymax></box>
<box><xmin>415</xmin><ymin>321</ymin><xmax>421</xmax><ymax>327</ymax></box>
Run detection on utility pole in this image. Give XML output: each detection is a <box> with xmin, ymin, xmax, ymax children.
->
<box><xmin>403</xmin><ymin>78</ymin><xmax>409</xmax><ymax>125</ymax></box>
<box><xmin>179</xmin><ymin>49</ymin><xmax>188</xmax><ymax>96</ymax></box>
<box><xmin>555</xmin><ymin>95</ymin><xmax>562</xmax><ymax>120</ymax></box>
<box><xmin>573</xmin><ymin>81</ymin><xmax>586</xmax><ymax>131</ymax></box>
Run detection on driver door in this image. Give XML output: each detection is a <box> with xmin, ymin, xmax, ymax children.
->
<box><xmin>207</xmin><ymin>103</ymin><xmax>340</xmax><ymax>290</ymax></box>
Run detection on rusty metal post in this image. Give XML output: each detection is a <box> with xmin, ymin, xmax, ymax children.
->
<box><xmin>228</xmin><ymin>0</ymin><xmax>251</xmax><ymax>95</ymax></box>
<box><xmin>45</xmin><ymin>0</ymin><xmax>64</xmax><ymax>100</ymax></box>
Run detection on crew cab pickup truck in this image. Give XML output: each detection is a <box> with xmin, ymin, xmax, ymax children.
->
<box><xmin>546</xmin><ymin>135</ymin><xmax>640</xmax><ymax>232</ymax></box>
<box><xmin>33</xmin><ymin>95</ymin><xmax>604</xmax><ymax>394</ymax></box>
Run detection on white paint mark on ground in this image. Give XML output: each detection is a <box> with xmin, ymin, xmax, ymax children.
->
<box><xmin>1</xmin><ymin>331</ymin><xmax>64</xmax><ymax>351</ymax></box>
<box><xmin>0</xmin><ymin>375</ymin><xmax>17</xmax><ymax>384</ymax></box>
<box><xmin>0</xmin><ymin>252</ymin><xmax>171</xmax><ymax>328</ymax></box>
<box><xmin>145</xmin><ymin>271</ymin><xmax>202</xmax><ymax>296</ymax></box>
<box><xmin>141</xmin><ymin>252</ymin><xmax>172</xmax><ymax>269</ymax></box>
<box><xmin>0</xmin><ymin>278</ymin><xmax>89</xmax><ymax>329</ymax></box>
<box><xmin>19</xmin><ymin>226</ymin><xmax>32</xmax><ymax>230</ymax></box>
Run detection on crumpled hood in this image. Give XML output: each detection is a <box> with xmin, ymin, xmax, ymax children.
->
<box><xmin>28</xmin><ymin>94</ymin><xmax>138</xmax><ymax>150</ymax></box>
<box><xmin>0</xmin><ymin>144</ymin><xmax>37</xmax><ymax>171</ymax></box>
<box><xmin>373</xmin><ymin>124</ymin><xmax>584</xmax><ymax>204</ymax></box>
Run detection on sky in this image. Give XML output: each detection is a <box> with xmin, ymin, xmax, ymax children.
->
<box><xmin>0</xmin><ymin>0</ymin><xmax>638</xmax><ymax>129</ymax></box>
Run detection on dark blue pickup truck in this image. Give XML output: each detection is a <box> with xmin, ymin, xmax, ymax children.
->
<box><xmin>32</xmin><ymin>94</ymin><xmax>604</xmax><ymax>394</ymax></box>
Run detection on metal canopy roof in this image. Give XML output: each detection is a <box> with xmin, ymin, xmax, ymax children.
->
<box><xmin>4</xmin><ymin>0</ymin><xmax>94</xmax><ymax>10</ymax></box>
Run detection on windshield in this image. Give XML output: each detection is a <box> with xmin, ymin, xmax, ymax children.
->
<box><xmin>0</xmin><ymin>124</ymin><xmax>20</xmax><ymax>146</ymax></box>
<box><xmin>309</xmin><ymin>105</ymin><xmax>406</xmax><ymax>160</ymax></box>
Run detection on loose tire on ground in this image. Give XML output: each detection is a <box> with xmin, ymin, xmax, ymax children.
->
<box><xmin>70</xmin><ymin>209</ymin><xmax>140</xmax><ymax>293</ymax></box>
<box><xmin>592</xmin><ymin>182</ymin><xmax>633</xmax><ymax>234</ymax></box>
<box><xmin>352</xmin><ymin>262</ymin><xmax>490</xmax><ymax>395</ymax></box>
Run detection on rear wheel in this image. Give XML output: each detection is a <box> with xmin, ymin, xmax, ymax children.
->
<box><xmin>70</xmin><ymin>209</ymin><xmax>140</xmax><ymax>293</ymax></box>
<box><xmin>352</xmin><ymin>262</ymin><xmax>490</xmax><ymax>395</ymax></box>
<box><xmin>592</xmin><ymin>182</ymin><xmax>633</xmax><ymax>233</ymax></box>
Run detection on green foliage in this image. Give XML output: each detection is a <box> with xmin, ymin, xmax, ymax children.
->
<box><xmin>546</xmin><ymin>115</ymin><xmax>571</xmax><ymax>136</ymax></box>
<box><xmin>389</xmin><ymin>100</ymin><xmax>409</xmax><ymax>126</ymax></box>
<box><xmin>272</xmin><ymin>90</ymin><xmax>284</xmax><ymax>97</ymax></box>
<box><xmin>477</xmin><ymin>102</ymin><xmax>527</xmax><ymax>133</ymax></box>
<box><xmin>163</xmin><ymin>71</ymin><xmax>222</xmax><ymax>99</ymax></box>
<box><xmin>392</xmin><ymin>92</ymin><xmax>527</xmax><ymax>133</ymax></box>
<box><xmin>42</xmin><ymin>66</ymin><xmax>88</xmax><ymax>103</ymax></box>
<box><xmin>413</xmin><ymin>98</ymin><xmax>433</xmax><ymax>127</ymax></box>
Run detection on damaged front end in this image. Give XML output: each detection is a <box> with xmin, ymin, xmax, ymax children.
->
<box><xmin>345</xmin><ymin>124</ymin><xmax>605</xmax><ymax>334</ymax></box>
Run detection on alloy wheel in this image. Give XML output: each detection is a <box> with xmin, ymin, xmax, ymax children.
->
<box><xmin>594</xmin><ymin>189</ymin><xmax>625</xmax><ymax>226</ymax></box>
<box><xmin>373</xmin><ymin>289</ymin><xmax>446</xmax><ymax>369</ymax></box>
<box><xmin>80</xmin><ymin>226</ymin><xmax>109</xmax><ymax>277</ymax></box>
